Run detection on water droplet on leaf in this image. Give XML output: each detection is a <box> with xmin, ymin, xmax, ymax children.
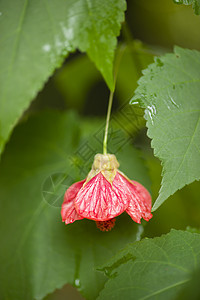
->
<box><xmin>74</xmin><ymin>278</ymin><xmax>81</xmax><ymax>288</ymax></box>
<box><xmin>169</xmin><ymin>96</ymin><xmax>179</xmax><ymax>108</ymax></box>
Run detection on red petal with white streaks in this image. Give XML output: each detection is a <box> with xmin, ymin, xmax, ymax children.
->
<box><xmin>115</xmin><ymin>172</ymin><xmax>152</xmax><ymax>223</ymax></box>
<box><xmin>61</xmin><ymin>180</ymin><xmax>85</xmax><ymax>224</ymax></box>
<box><xmin>74</xmin><ymin>172</ymin><xmax>128</xmax><ymax>221</ymax></box>
<box><xmin>131</xmin><ymin>180</ymin><xmax>152</xmax><ymax>212</ymax></box>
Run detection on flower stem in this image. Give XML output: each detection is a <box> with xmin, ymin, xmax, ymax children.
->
<box><xmin>103</xmin><ymin>90</ymin><xmax>114</xmax><ymax>154</ymax></box>
<box><xmin>103</xmin><ymin>44</ymin><xmax>126</xmax><ymax>155</ymax></box>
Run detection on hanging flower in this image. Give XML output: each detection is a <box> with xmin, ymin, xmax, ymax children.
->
<box><xmin>61</xmin><ymin>154</ymin><xmax>152</xmax><ymax>231</ymax></box>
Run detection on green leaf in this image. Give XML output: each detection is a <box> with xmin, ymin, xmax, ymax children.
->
<box><xmin>176</xmin><ymin>266</ymin><xmax>200</xmax><ymax>300</ymax></box>
<box><xmin>0</xmin><ymin>0</ymin><xmax>126</xmax><ymax>156</ymax></box>
<box><xmin>98</xmin><ymin>229</ymin><xmax>200</xmax><ymax>300</ymax></box>
<box><xmin>173</xmin><ymin>0</ymin><xmax>200</xmax><ymax>15</ymax></box>
<box><xmin>144</xmin><ymin>154</ymin><xmax>200</xmax><ymax>236</ymax></box>
<box><xmin>131</xmin><ymin>47</ymin><xmax>200</xmax><ymax>210</ymax></box>
<box><xmin>0</xmin><ymin>111</ymin><xmax>150</xmax><ymax>300</ymax></box>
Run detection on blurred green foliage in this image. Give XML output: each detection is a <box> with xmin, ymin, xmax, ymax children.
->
<box><xmin>24</xmin><ymin>1</ymin><xmax>200</xmax><ymax>298</ymax></box>
<box><xmin>1</xmin><ymin>0</ymin><xmax>200</xmax><ymax>299</ymax></box>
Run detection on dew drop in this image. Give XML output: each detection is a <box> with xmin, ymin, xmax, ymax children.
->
<box><xmin>152</xmin><ymin>104</ymin><xmax>157</xmax><ymax>115</ymax></box>
<box><xmin>173</xmin><ymin>0</ymin><xmax>182</xmax><ymax>3</ymax></box>
<box><xmin>146</xmin><ymin>104</ymin><xmax>157</xmax><ymax>125</ymax></box>
<box><xmin>146</xmin><ymin>108</ymin><xmax>154</xmax><ymax>125</ymax></box>
<box><xmin>169</xmin><ymin>96</ymin><xmax>179</xmax><ymax>108</ymax></box>
<box><xmin>74</xmin><ymin>253</ymin><xmax>81</xmax><ymax>289</ymax></box>
<box><xmin>74</xmin><ymin>278</ymin><xmax>81</xmax><ymax>288</ymax></box>
<box><xmin>42</xmin><ymin>44</ymin><xmax>51</xmax><ymax>52</ymax></box>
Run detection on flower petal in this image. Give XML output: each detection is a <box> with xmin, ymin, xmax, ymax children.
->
<box><xmin>61</xmin><ymin>180</ymin><xmax>85</xmax><ymax>224</ymax></box>
<box><xmin>116</xmin><ymin>172</ymin><xmax>152</xmax><ymax>223</ymax></box>
<box><xmin>131</xmin><ymin>180</ymin><xmax>152</xmax><ymax>211</ymax></box>
<box><xmin>74</xmin><ymin>172</ymin><xmax>128</xmax><ymax>221</ymax></box>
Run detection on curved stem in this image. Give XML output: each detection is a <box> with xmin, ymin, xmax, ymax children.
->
<box><xmin>103</xmin><ymin>90</ymin><xmax>114</xmax><ymax>154</ymax></box>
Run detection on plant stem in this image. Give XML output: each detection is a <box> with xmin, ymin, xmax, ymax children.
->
<box><xmin>102</xmin><ymin>44</ymin><xmax>126</xmax><ymax>155</ymax></box>
<box><xmin>103</xmin><ymin>90</ymin><xmax>114</xmax><ymax>154</ymax></box>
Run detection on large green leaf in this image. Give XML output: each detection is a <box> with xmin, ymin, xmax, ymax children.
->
<box><xmin>131</xmin><ymin>47</ymin><xmax>200</xmax><ymax>210</ymax></box>
<box><xmin>0</xmin><ymin>0</ymin><xmax>126</xmax><ymax>155</ymax></box>
<box><xmin>144</xmin><ymin>154</ymin><xmax>200</xmax><ymax>237</ymax></box>
<box><xmin>0</xmin><ymin>111</ymin><xmax>150</xmax><ymax>300</ymax></box>
<box><xmin>98</xmin><ymin>230</ymin><xmax>200</xmax><ymax>300</ymax></box>
<box><xmin>173</xmin><ymin>0</ymin><xmax>200</xmax><ymax>15</ymax></box>
<box><xmin>176</xmin><ymin>266</ymin><xmax>200</xmax><ymax>299</ymax></box>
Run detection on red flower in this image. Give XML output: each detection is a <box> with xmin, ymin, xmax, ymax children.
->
<box><xmin>61</xmin><ymin>154</ymin><xmax>152</xmax><ymax>231</ymax></box>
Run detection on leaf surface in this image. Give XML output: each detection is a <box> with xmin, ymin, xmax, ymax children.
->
<box><xmin>131</xmin><ymin>47</ymin><xmax>200</xmax><ymax>210</ymax></box>
<box><xmin>0</xmin><ymin>111</ymin><xmax>149</xmax><ymax>300</ymax></box>
<box><xmin>98</xmin><ymin>230</ymin><xmax>200</xmax><ymax>300</ymax></box>
<box><xmin>0</xmin><ymin>0</ymin><xmax>126</xmax><ymax>154</ymax></box>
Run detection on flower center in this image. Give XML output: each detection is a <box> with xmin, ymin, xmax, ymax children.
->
<box><xmin>96</xmin><ymin>218</ymin><xmax>116</xmax><ymax>231</ymax></box>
